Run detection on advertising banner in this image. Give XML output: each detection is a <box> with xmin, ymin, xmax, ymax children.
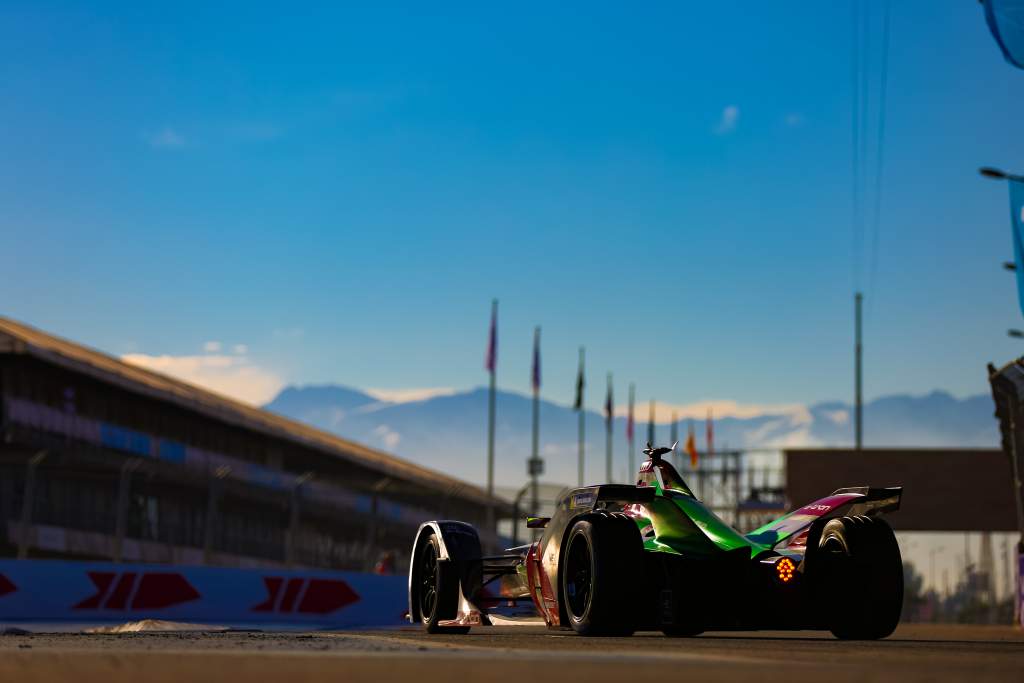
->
<box><xmin>0</xmin><ymin>559</ymin><xmax>407</xmax><ymax>629</ymax></box>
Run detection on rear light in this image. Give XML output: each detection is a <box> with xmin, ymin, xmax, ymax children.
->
<box><xmin>775</xmin><ymin>557</ymin><xmax>795</xmax><ymax>584</ymax></box>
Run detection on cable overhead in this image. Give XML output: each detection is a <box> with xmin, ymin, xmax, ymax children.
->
<box><xmin>859</xmin><ymin>0</ymin><xmax>870</xmax><ymax>284</ymax></box>
<box><xmin>850</xmin><ymin>0</ymin><xmax>893</xmax><ymax>311</ymax></box>
<box><xmin>867</xmin><ymin>0</ymin><xmax>892</xmax><ymax>316</ymax></box>
<box><xmin>849</xmin><ymin>0</ymin><xmax>894</xmax><ymax>450</ymax></box>
<box><xmin>851</xmin><ymin>0</ymin><xmax>863</xmax><ymax>290</ymax></box>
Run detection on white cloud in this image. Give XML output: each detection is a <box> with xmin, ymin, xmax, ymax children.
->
<box><xmin>203</xmin><ymin>340</ymin><xmax>222</xmax><ymax>353</ymax></box>
<box><xmin>714</xmin><ymin>105</ymin><xmax>739</xmax><ymax>135</ymax></box>
<box><xmin>372</xmin><ymin>424</ymin><xmax>402</xmax><ymax>450</ymax></box>
<box><xmin>149</xmin><ymin>128</ymin><xmax>185</xmax><ymax>149</ymax></box>
<box><xmin>784</xmin><ymin>112</ymin><xmax>805</xmax><ymax>127</ymax></box>
<box><xmin>365</xmin><ymin>387</ymin><xmax>457</xmax><ymax>403</ymax></box>
<box><xmin>232</xmin><ymin>344</ymin><xmax>248</xmax><ymax>355</ymax></box>
<box><xmin>821</xmin><ymin>409</ymin><xmax>849</xmax><ymax>425</ymax></box>
<box><xmin>615</xmin><ymin>399</ymin><xmax>810</xmax><ymax>424</ymax></box>
<box><xmin>750</xmin><ymin>422</ymin><xmax>821</xmax><ymax>448</ymax></box>
<box><xmin>121</xmin><ymin>352</ymin><xmax>284</xmax><ymax>405</ymax></box>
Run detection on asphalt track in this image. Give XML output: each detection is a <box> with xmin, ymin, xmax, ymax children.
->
<box><xmin>1</xmin><ymin>623</ymin><xmax>1022</xmax><ymax>683</ymax></box>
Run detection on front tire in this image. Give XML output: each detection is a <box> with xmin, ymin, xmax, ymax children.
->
<box><xmin>561</xmin><ymin>512</ymin><xmax>642</xmax><ymax>636</ymax></box>
<box><xmin>817</xmin><ymin>515</ymin><xmax>903</xmax><ymax>640</ymax></box>
<box><xmin>414</xmin><ymin>532</ymin><xmax>470</xmax><ymax>634</ymax></box>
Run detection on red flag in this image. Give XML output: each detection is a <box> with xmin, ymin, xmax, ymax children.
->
<box><xmin>706</xmin><ymin>407</ymin><xmax>714</xmax><ymax>457</ymax></box>
<box><xmin>685</xmin><ymin>420</ymin><xmax>698</xmax><ymax>469</ymax></box>
<box><xmin>573</xmin><ymin>348</ymin><xmax>585</xmax><ymax>410</ymax></box>
<box><xmin>484</xmin><ymin>301</ymin><xmax>497</xmax><ymax>373</ymax></box>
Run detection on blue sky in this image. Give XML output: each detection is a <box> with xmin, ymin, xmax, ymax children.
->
<box><xmin>3</xmin><ymin>1</ymin><xmax>1024</xmax><ymax>417</ymax></box>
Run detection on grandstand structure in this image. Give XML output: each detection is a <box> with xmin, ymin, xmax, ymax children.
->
<box><xmin>0</xmin><ymin>318</ymin><xmax>510</xmax><ymax>571</ymax></box>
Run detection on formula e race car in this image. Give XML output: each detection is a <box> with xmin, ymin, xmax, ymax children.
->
<box><xmin>408</xmin><ymin>443</ymin><xmax>904</xmax><ymax>638</ymax></box>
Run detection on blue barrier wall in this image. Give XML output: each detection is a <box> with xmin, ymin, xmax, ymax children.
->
<box><xmin>0</xmin><ymin>560</ymin><xmax>407</xmax><ymax>628</ymax></box>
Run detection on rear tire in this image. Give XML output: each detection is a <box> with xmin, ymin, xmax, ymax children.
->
<box><xmin>414</xmin><ymin>532</ymin><xmax>471</xmax><ymax>634</ymax></box>
<box><xmin>817</xmin><ymin>515</ymin><xmax>903</xmax><ymax>640</ymax></box>
<box><xmin>561</xmin><ymin>512</ymin><xmax>642</xmax><ymax>636</ymax></box>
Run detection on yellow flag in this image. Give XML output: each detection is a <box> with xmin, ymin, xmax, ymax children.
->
<box><xmin>685</xmin><ymin>421</ymin><xmax>698</xmax><ymax>469</ymax></box>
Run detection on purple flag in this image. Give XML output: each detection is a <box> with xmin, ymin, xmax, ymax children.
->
<box><xmin>484</xmin><ymin>301</ymin><xmax>497</xmax><ymax>373</ymax></box>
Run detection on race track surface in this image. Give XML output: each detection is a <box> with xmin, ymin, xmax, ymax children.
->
<box><xmin>1</xmin><ymin>623</ymin><xmax>1022</xmax><ymax>683</ymax></box>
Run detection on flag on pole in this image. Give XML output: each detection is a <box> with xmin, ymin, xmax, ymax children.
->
<box><xmin>626</xmin><ymin>386</ymin><xmax>635</xmax><ymax>443</ymax></box>
<box><xmin>575</xmin><ymin>347</ymin><xmax>585</xmax><ymax>487</ymax></box>
<box><xmin>604</xmin><ymin>375</ymin><xmax>613</xmax><ymax>426</ymax></box>
<box><xmin>531</xmin><ymin>327</ymin><xmax>541</xmax><ymax>393</ymax></box>
<box><xmin>574</xmin><ymin>348</ymin><xmax>585</xmax><ymax>410</ymax></box>
<box><xmin>485</xmin><ymin>301</ymin><xmax>497</xmax><ymax>373</ymax></box>
<box><xmin>706</xmin><ymin>407</ymin><xmax>714</xmax><ymax>457</ymax></box>
<box><xmin>685</xmin><ymin>420</ymin><xmax>698</xmax><ymax>468</ymax></box>
<box><xmin>647</xmin><ymin>400</ymin><xmax>655</xmax><ymax>445</ymax></box>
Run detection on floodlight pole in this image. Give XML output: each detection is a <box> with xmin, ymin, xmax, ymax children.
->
<box><xmin>979</xmin><ymin>167</ymin><xmax>1024</xmax><ymax>183</ymax></box>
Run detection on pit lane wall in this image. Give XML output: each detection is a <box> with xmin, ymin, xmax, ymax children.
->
<box><xmin>0</xmin><ymin>560</ymin><xmax>407</xmax><ymax>628</ymax></box>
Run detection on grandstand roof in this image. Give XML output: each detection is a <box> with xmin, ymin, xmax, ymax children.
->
<box><xmin>0</xmin><ymin>317</ymin><xmax>506</xmax><ymax>510</ymax></box>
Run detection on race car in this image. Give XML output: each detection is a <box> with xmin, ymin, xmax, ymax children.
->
<box><xmin>408</xmin><ymin>442</ymin><xmax>904</xmax><ymax>639</ymax></box>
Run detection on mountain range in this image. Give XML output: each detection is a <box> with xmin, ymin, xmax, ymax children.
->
<box><xmin>263</xmin><ymin>385</ymin><xmax>999</xmax><ymax>491</ymax></box>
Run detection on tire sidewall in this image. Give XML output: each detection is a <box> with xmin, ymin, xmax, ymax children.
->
<box><xmin>563</xmin><ymin>522</ymin><xmax>598</xmax><ymax>629</ymax></box>
<box><xmin>817</xmin><ymin>516</ymin><xmax>903</xmax><ymax>640</ymax></box>
<box><xmin>415</xmin><ymin>532</ymin><xmax>469</xmax><ymax>634</ymax></box>
<box><xmin>560</xmin><ymin>513</ymin><xmax>641</xmax><ymax>636</ymax></box>
<box><xmin>418</xmin><ymin>534</ymin><xmax>444</xmax><ymax>630</ymax></box>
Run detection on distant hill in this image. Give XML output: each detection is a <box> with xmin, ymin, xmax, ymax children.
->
<box><xmin>264</xmin><ymin>386</ymin><xmax>998</xmax><ymax>490</ymax></box>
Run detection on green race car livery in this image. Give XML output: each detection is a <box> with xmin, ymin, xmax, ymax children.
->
<box><xmin>409</xmin><ymin>444</ymin><xmax>904</xmax><ymax>639</ymax></box>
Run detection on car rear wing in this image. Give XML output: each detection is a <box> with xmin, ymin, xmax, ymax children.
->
<box><xmin>746</xmin><ymin>486</ymin><xmax>902</xmax><ymax>549</ymax></box>
<box><xmin>831</xmin><ymin>486</ymin><xmax>902</xmax><ymax>516</ymax></box>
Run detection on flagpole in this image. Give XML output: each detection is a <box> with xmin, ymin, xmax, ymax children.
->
<box><xmin>577</xmin><ymin>347</ymin><xmax>585</xmax><ymax>487</ymax></box>
<box><xmin>627</xmin><ymin>383</ymin><xmax>635</xmax><ymax>479</ymax></box>
<box><xmin>670</xmin><ymin>412</ymin><xmax>678</xmax><ymax>469</ymax></box>
<box><xmin>530</xmin><ymin>326</ymin><xmax>541</xmax><ymax>528</ymax></box>
<box><xmin>704</xmin><ymin>408</ymin><xmax>713</xmax><ymax>502</ymax></box>
<box><xmin>707</xmin><ymin>407</ymin><xmax>714</xmax><ymax>458</ymax></box>
<box><xmin>605</xmin><ymin>373</ymin><xmax>613</xmax><ymax>483</ymax></box>
<box><xmin>648</xmin><ymin>399</ymin><xmax>655</xmax><ymax>446</ymax></box>
<box><xmin>485</xmin><ymin>299</ymin><xmax>497</xmax><ymax>540</ymax></box>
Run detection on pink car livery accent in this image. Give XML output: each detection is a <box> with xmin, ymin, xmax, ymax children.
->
<box><xmin>746</xmin><ymin>487</ymin><xmax>902</xmax><ymax>549</ymax></box>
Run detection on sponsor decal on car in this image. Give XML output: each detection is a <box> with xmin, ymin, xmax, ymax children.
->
<box><xmin>569</xmin><ymin>492</ymin><xmax>595</xmax><ymax>509</ymax></box>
